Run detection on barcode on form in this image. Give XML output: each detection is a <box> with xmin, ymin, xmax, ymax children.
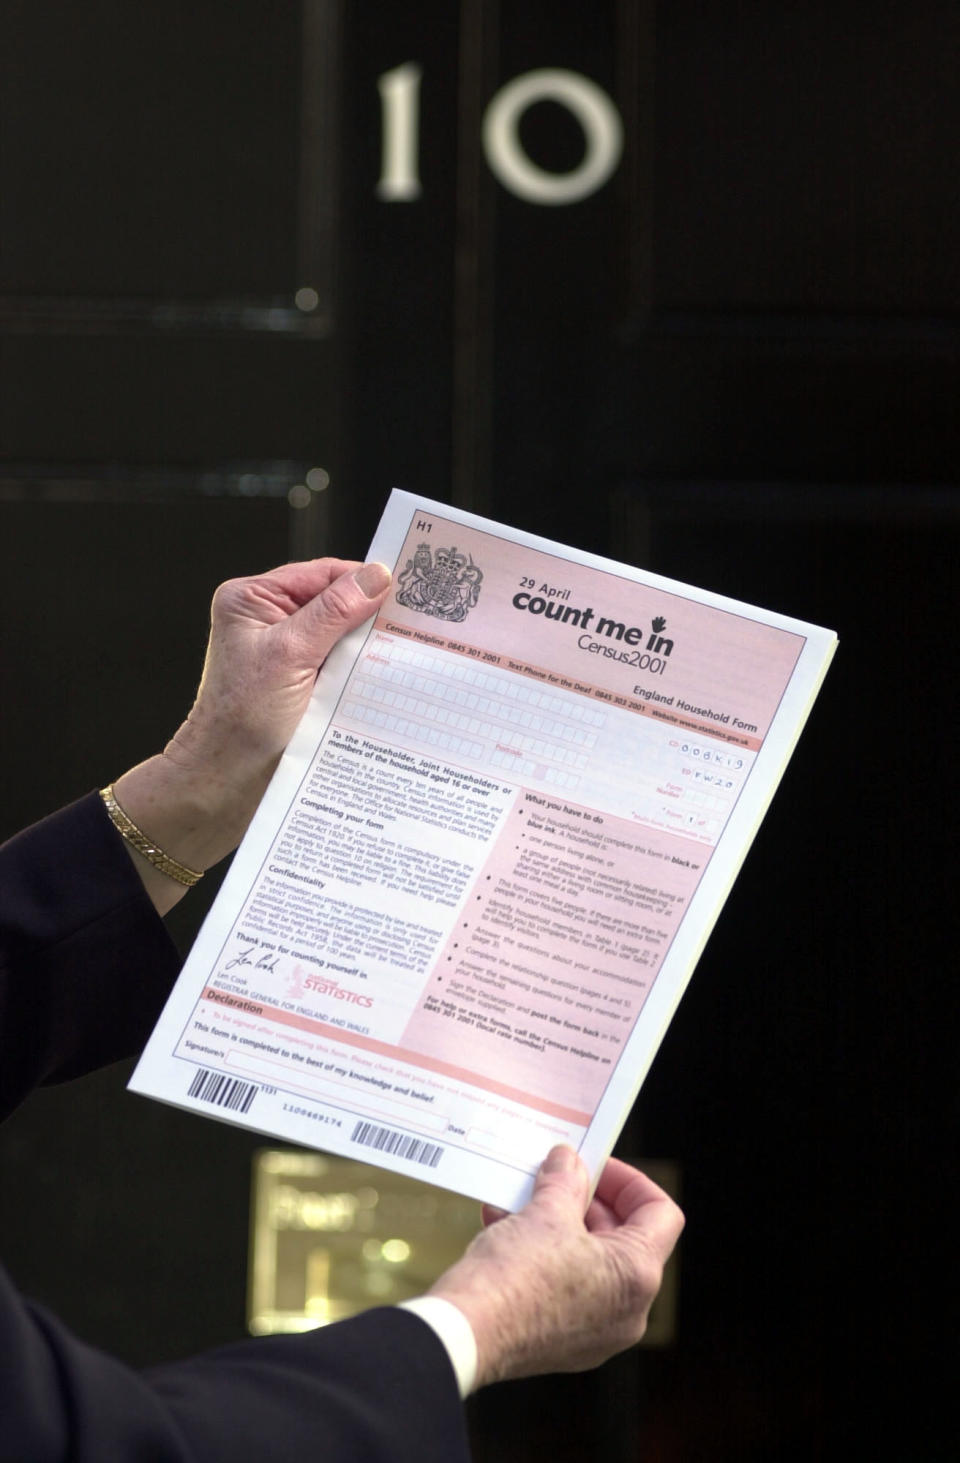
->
<box><xmin>188</xmin><ymin>1068</ymin><xmax>258</xmax><ymax>1114</ymax></box>
<box><xmin>350</xmin><ymin>1120</ymin><xmax>443</xmax><ymax>1168</ymax></box>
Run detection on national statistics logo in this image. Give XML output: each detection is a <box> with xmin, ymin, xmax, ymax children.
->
<box><xmin>396</xmin><ymin>542</ymin><xmax>483</xmax><ymax>623</ymax></box>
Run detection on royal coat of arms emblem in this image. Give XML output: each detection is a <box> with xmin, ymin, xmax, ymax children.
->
<box><xmin>395</xmin><ymin>543</ymin><xmax>483</xmax><ymax>622</ymax></box>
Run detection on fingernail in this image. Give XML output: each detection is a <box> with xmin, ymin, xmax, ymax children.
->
<box><xmin>353</xmin><ymin>562</ymin><xmax>392</xmax><ymax>598</ymax></box>
<box><xmin>542</xmin><ymin>1145</ymin><xmax>578</xmax><ymax>1174</ymax></box>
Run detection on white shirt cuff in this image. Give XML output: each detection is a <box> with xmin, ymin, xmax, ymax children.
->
<box><xmin>398</xmin><ymin>1296</ymin><xmax>478</xmax><ymax>1398</ymax></box>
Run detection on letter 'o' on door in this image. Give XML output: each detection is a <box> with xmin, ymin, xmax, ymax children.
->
<box><xmin>481</xmin><ymin>68</ymin><xmax>623</xmax><ymax>205</ymax></box>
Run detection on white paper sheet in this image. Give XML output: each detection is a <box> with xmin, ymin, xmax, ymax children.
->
<box><xmin>130</xmin><ymin>491</ymin><xmax>837</xmax><ymax>1210</ymax></box>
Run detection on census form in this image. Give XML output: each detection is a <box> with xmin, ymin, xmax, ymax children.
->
<box><xmin>131</xmin><ymin>491</ymin><xmax>837</xmax><ymax>1210</ymax></box>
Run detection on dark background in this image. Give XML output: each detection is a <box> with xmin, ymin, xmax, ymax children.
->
<box><xmin>1</xmin><ymin>3</ymin><xmax>956</xmax><ymax>1458</ymax></box>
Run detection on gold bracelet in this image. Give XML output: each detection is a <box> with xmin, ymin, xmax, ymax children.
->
<box><xmin>99</xmin><ymin>785</ymin><xmax>204</xmax><ymax>888</ymax></box>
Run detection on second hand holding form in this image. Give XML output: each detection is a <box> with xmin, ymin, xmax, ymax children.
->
<box><xmin>108</xmin><ymin>556</ymin><xmax>684</xmax><ymax>1391</ymax></box>
<box><xmin>433</xmin><ymin>1145</ymin><xmax>683</xmax><ymax>1388</ymax></box>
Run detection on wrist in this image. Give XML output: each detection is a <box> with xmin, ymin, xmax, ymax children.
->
<box><xmin>113</xmin><ymin>744</ymin><xmax>267</xmax><ymax>880</ymax></box>
<box><xmin>397</xmin><ymin>1297</ymin><xmax>478</xmax><ymax>1397</ymax></box>
<box><xmin>100</xmin><ymin>786</ymin><xmax>203</xmax><ymax>888</ymax></box>
<box><xmin>428</xmin><ymin>1271</ymin><xmax>516</xmax><ymax>1389</ymax></box>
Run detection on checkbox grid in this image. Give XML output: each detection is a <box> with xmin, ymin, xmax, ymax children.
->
<box><xmin>342</xmin><ymin>640</ymin><xmax>607</xmax><ymax>791</ymax></box>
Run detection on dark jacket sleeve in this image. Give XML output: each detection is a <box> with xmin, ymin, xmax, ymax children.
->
<box><xmin>0</xmin><ymin>793</ymin><xmax>471</xmax><ymax>1463</ymax></box>
<box><xmin>1</xmin><ymin>1276</ymin><xmax>470</xmax><ymax>1463</ymax></box>
<box><xmin>0</xmin><ymin>790</ymin><xmax>182</xmax><ymax>1122</ymax></box>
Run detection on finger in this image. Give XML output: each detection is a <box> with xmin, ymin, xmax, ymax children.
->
<box><xmin>594</xmin><ymin>1158</ymin><xmax>672</xmax><ymax>1218</ymax></box>
<box><xmin>594</xmin><ymin>1161</ymin><xmax>685</xmax><ymax>1256</ymax></box>
<box><xmin>481</xmin><ymin>1203</ymin><xmax>510</xmax><ymax>1227</ymax></box>
<box><xmin>256</xmin><ymin>558</ymin><xmax>366</xmax><ymax>608</ymax></box>
<box><xmin>583</xmin><ymin>1194</ymin><xmax>620</xmax><ymax>1233</ymax></box>
<box><xmin>285</xmin><ymin>562</ymin><xmax>392</xmax><ymax>660</ymax></box>
<box><xmin>212</xmin><ymin>560</ymin><xmax>366</xmax><ymax>628</ymax></box>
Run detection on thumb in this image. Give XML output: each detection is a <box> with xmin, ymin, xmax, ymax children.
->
<box><xmin>526</xmin><ymin>1144</ymin><xmax>591</xmax><ymax>1219</ymax></box>
<box><xmin>290</xmin><ymin>561</ymin><xmax>392</xmax><ymax>661</ymax></box>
